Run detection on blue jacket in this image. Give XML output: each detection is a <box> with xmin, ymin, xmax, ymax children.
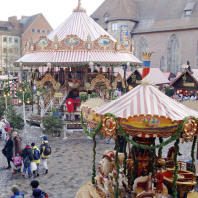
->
<box><xmin>10</xmin><ymin>192</ymin><xmax>24</xmax><ymax>198</ymax></box>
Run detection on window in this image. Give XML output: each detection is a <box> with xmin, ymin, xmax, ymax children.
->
<box><xmin>3</xmin><ymin>59</ymin><xmax>7</xmax><ymax>65</ymax></box>
<box><xmin>47</xmin><ymin>30</ymin><xmax>50</xmax><ymax>34</ymax></box>
<box><xmin>136</xmin><ymin>37</ymin><xmax>149</xmax><ymax>61</ymax></box>
<box><xmin>43</xmin><ymin>29</ymin><xmax>46</xmax><ymax>34</ymax></box>
<box><xmin>37</xmin><ymin>29</ymin><xmax>41</xmax><ymax>33</ymax></box>
<box><xmin>3</xmin><ymin>48</ymin><xmax>7</xmax><ymax>53</ymax></box>
<box><xmin>9</xmin><ymin>37</ymin><xmax>13</xmax><ymax>43</ymax></box>
<box><xmin>14</xmin><ymin>38</ymin><xmax>18</xmax><ymax>43</ymax></box>
<box><xmin>104</xmin><ymin>13</ymin><xmax>109</xmax><ymax>23</ymax></box>
<box><xmin>3</xmin><ymin>37</ymin><xmax>7</xmax><ymax>42</ymax></box>
<box><xmin>160</xmin><ymin>56</ymin><xmax>166</xmax><ymax>71</ymax></box>
<box><xmin>32</xmin><ymin>29</ymin><xmax>35</xmax><ymax>33</ymax></box>
<box><xmin>185</xmin><ymin>10</ymin><xmax>192</xmax><ymax>16</ymax></box>
<box><xmin>167</xmin><ymin>34</ymin><xmax>180</xmax><ymax>74</ymax></box>
<box><xmin>112</xmin><ymin>23</ymin><xmax>118</xmax><ymax>31</ymax></box>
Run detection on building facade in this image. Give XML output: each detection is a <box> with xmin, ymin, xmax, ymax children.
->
<box><xmin>91</xmin><ymin>0</ymin><xmax>198</xmax><ymax>74</ymax></box>
<box><xmin>0</xmin><ymin>14</ymin><xmax>53</xmax><ymax>75</ymax></box>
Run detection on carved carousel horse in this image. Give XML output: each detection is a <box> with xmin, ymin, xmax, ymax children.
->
<box><xmin>94</xmin><ymin>150</ymin><xmax>126</xmax><ymax>197</ymax></box>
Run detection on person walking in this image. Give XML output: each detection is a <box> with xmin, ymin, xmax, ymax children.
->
<box><xmin>31</xmin><ymin>142</ymin><xmax>41</xmax><ymax>177</ymax></box>
<box><xmin>30</xmin><ymin>180</ymin><xmax>48</xmax><ymax>198</ymax></box>
<box><xmin>21</xmin><ymin>143</ymin><xmax>33</xmax><ymax>178</ymax></box>
<box><xmin>40</xmin><ymin>136</ymin><xmax>51</xmax><ymax>174</ymax></box>
<box><xmin>4</xmin><ymin>133</ymin><xmax>13</xmax><ymax>169</ymax></box>
<box><xmin>10</xmin><ymin>185</ymin><xmax>24</xmax><ymax>198</ymax></box>
<box><xmin>0</xmin><ymin>119</ymin><xmax>6</xmax><ymax>145</ymax></box>
<box><xmin>12</xmin><ymin>131</ymin><xmax>22</xmax><ymax>174</ymax></box>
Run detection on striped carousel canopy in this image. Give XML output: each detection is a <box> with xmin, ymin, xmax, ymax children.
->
<box><xmin>15</xmin><ymin>1</ymin><xmax>142</xmax><ymax>67</ymax></box>
<box><xmin>93</xmin><ymin>84</ymin><xmax>198</xmax><ymax>121</ymax></box>
<box><xmin>17</xmin><ymin>51</ymin><xmax>141</xmax><ymax>66</ymax></box>
<box><xmin>47</xmin><ymin>11</ymin><xmax>116</xmax><ymax>42</ymax></box>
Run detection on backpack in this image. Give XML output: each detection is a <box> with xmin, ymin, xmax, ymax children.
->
<box><xmin>23</xmin><ymin>156</ymin><xmax>31</xmax><ymax>167</ymax></box>
<box><xmin>5</xmin><ymin>123</ymin><xmax>11</xmax><ymax>132</ymax></box>
<box><xmin>43</xmin><ymin>144</ymin><xmax>51</xmax><ymax>156</ymax></box>
<box><xmin>13</xmin><ymin>195</ymin><xmax>24</xmax><ymax>198</ymax></box>
<box><xmin>33</xmin><ymin>149</ymin><xmax>40</xmax><ymax>160</ymax></box>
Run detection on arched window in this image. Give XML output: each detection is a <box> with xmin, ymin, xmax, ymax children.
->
<box><xmin>160</xmin><ymin>56</ymin><xmax>166</xmax><ymax>71</ymax></box>
<box><xmin>136</xmin><ymin>37</ymin><xmax>149</xmax><ymax>61</ymax></box>
<box><xmin>167</xmin><ymin>34</ymin><xmax>180</xmax><ymax>74</ymax></box>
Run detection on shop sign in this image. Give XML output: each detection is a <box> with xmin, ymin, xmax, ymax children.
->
<box><xmin>136</xmin><ymin>80</ymin><xmax>142</xmax><ymax>84</ymax></box>
<box><xmin>54</xmin><ymin>93</ymin><xmax>63</xmax><ymax>98</ymax></box>
<box><xmin>184</xmin><ymin>82</ymin><xmax>194</xmax><ymax>87</ymax></box>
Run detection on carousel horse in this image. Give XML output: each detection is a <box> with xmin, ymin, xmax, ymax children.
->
<box><xmin>94</xmin><ymin>150</ymin><xmax>125</xmax><ymax>197</ymax></box>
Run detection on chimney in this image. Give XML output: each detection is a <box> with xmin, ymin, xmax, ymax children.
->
<box><xmin>8</xmin><ymin>16</ymin><xmax>18</xmax><ymax>27</ymax></box>
<box><xmin>21</xmin><ymin>16</ymin><xmax>28</xmax><ymax>19</ymax></box>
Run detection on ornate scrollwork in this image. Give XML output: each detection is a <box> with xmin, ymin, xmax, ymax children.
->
<box><xmin>182</xmin><ymin>118</ymin><xmax>197</xmax><ymax>143</ymax></box>
<box><xmin>102</xmin><ymin>116</ymin><xmax>117</xmax><ymax>137</ymax></box>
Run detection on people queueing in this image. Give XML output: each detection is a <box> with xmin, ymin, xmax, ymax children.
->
<box><xmin>40</xmin><ymin>136</ymin><xmax>51</xmax><ymax>174</ymax></box>
<box><xmin>12</xmin><ymin>131</ymin><xmax>22</xmax><ymax>174</ymax></box>
<box><xmin>21</xmin><ymin>143</ymin><xmax>33</xmax><ymax>178</ymax></box>
<box><xmin>30</xmin><ymin>180</ymin><xmax>48</xmax><ymax>198</ymax></box>
<box><xmin>4</xmin><ymin>133</ymin><xmax>13</xmax><ymax>169</ymax></box>
<box><xmin>10</xmin><ymin>185</ymin><xmax>24</xmax><ymax>198</ymax></box>
<box><xmin>31</xmin><ymin>142</ymin><xmax>41</xmax><ymax>177</ymax></box>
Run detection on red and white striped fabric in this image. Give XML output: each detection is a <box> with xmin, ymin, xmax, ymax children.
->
<box><xmin>94</xmin><ymin>84</ymin><xmax>198</xmax><ymax>121</ymax></box>
<box><xmin>47</xmin><ymin>12</ymin><xmax>116</xmax><ymax>42</ymax></box>
<box><xmin>16</xmin><ymin>51</ymin><xmax>141</xmax><ymax>66</ymax></box>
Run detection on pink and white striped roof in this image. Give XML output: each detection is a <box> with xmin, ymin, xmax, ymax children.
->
<box><xmin>94</xmin><ymin>84</ymin><xmax>198</xmax><ymax>120</ymax></box>
<box><xmin>47</xmin><ymin>12</ymin><xmax>116</xmax><ymax>42</ymax></box>
<box><xmin>16</xmin><ymin>51</ymin><xmax>141</xmax><ymax>66</ymax></box>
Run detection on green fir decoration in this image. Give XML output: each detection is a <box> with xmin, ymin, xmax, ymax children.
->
<box><xmin>158</xmin><ymin>137</ymin><xmax>164</xmax><ymax>158</ymax></box>
<box><xmin>123</xmin><ymin>140</ymin><xmax>127</xmax><ymax>176</ymax></box>
<box><xmin>131</xmin><ymin>146</ymin><xmax>137</xmax><ymax>189</ymax></box>
<box><xmin>172</xmin><ymin>138</ymin><xmax>180</xmax><ymax>198</ymax></box>
<box><xmin>191</xmin><ymin>136</ymin><xmax>197</xmax><ymax>173</ymax></box>
<box><xmin>151</xmin><ymin>140</ymin><xmax>156</xmax><ymax>179</ymax></box>
<box><xmin>114</xmin><ymin>132</ymin><xmax>120</xmax><ymax>198</ymax></box>
<box><xmin>92</xmin><ymin>134</ymin><xmax>97</xmax><ymax>184</ymax></box>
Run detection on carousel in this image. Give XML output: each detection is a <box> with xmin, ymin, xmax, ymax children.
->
<box><xmin>15</xmin><ymin>0</ymin><xmax>141</xmax><ymax>122</ymax></box>
<box><xmin>77</xmin><ymin>53</ymin><xmax>198</xmax><ymax>198</ymax></box>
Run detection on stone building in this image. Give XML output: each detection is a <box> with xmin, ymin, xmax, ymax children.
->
<box><xmin>0</xmin><ymin>13</ymin><xmax>53</xmax><ymax>75</ymax></box>
<box><xmin>91</xmin><ymin>0</ymin><xmax>198</xmax><ymax>74</ymax></box>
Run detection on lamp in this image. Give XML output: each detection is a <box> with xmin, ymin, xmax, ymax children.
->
<box><xmin>27</xmin><ymin>98</ymin><xmax>30</xmax><ymax>104</ymax></box>
<box><xmin>89</xmin><ymin>62</ymin><xmax>94</xmax><ymax>67</ymax></box>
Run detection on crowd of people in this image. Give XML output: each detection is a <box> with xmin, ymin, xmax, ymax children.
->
<box><xmin>0</xmin><ymin>118</ymin><xmax>51</xmax><ymax>198</ymax></box>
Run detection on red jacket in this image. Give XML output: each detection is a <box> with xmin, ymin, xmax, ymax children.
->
<box><xmin>66</xmin><ymin>98</ymin><xmax>75</xmax><ymax>112</ymax></box>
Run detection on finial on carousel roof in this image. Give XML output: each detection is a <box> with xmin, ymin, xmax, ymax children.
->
<box><xmin>73</xmin><ymin>0</ymin><xmax>86</xmax><ymax>13</ymax></box>
<box><xmin>142</xmin><ymin>52</ymin><xmax>153</xmax><ymax>85</ymax></box>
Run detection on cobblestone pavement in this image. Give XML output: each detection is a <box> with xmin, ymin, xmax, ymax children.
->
<box><xmin>0</xmin><ymin>125</ymin><xmax>197</xmax><ymax>198</ymax></box>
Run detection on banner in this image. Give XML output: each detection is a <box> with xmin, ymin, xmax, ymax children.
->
<box><xmin>120</xmin><ymin>25</ymin><xmax>129</xmax><ymax>41</ymax></box>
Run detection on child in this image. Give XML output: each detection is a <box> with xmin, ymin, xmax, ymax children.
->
<box><xmin>21</xmin><ymin>143</ymin><xmax>33</xmax><ymax>178</ymax></box>
<box><xmin>31</xmin><ymin>142</ymin><xmax>41</xmax><ymax>177</ymax></box>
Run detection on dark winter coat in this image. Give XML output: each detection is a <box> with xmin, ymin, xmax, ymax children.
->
<box><xmin>21</xmin><ymin>146</ymin><xmax>33</xmax><ymax>161</ymax></box>
<box><xmin>5</xmin><ymin>137</ymin><xmax>13</xmax><ymax>158</ymax></box>
<box><xmin>13</xmin><ymin>135</ymin><xmax>22</xmax><ymax>156</ymax></box>
<box><xmin>30</xmin><ymin>189</ymin><xmax>48</xmax><ymax>198</ymax></box>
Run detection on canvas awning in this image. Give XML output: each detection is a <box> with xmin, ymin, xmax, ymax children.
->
<box><xmin>16</xmin><ymin>51</ymin><xmax>141</xmax><ymax>66</ymax></box>
<box><xmin>93</xmin><ymin>84</ymin><xmax>198</xmax><ymax>120</ymax></box>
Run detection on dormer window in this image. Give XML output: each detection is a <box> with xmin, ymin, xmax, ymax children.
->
<box><xmin>184</xmin><ymin>2</ymin><xmax>196</xmax><ymax>16</ymax></box>
<box><xmin>104</xmin><ymin>13</ymin><xmax>109</xmax><ymax>23</ymax></box>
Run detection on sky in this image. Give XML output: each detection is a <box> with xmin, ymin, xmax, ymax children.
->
<box><xmin>0</xmin><ymin>0</ymin><xmax>105</xmax><ymax>29</ymax></box>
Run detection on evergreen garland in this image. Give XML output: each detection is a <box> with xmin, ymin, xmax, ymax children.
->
<box><xmin>92</xmin><ymin>134</ymin><xmax>96</xmax><ymax>184</ymax></box>
<box><xmin>114</xmin><ymin>132</ymin><xmax>120</xmax><ymax>198</ymax></box>
<box><xmin>131</xmin><ymin>146</ymin><xmax>137</xmax><ymax>189</ymax></box>
<box><xmin>158</xmin><ymin>137</ymin><xmax>163</xmax><ymax>158</ymax></box>
<box><xmin>151</xmin><ymin>140</ymin><xmax>156</xmax><ymax>179</ymax></box>
<box><xmin>191</xmin><ymin>136</ymin><xmax>197</xmax><ymax>173</ymax></box>
<box><xmin>172</xmin><ymin>138</ymin><xmax>180</xmax><ymax>198</ymax></box>
<box><xmin>123</xmin><ymin>140</ymin><xmax>127</xmax><ymax>176</ymax></box>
